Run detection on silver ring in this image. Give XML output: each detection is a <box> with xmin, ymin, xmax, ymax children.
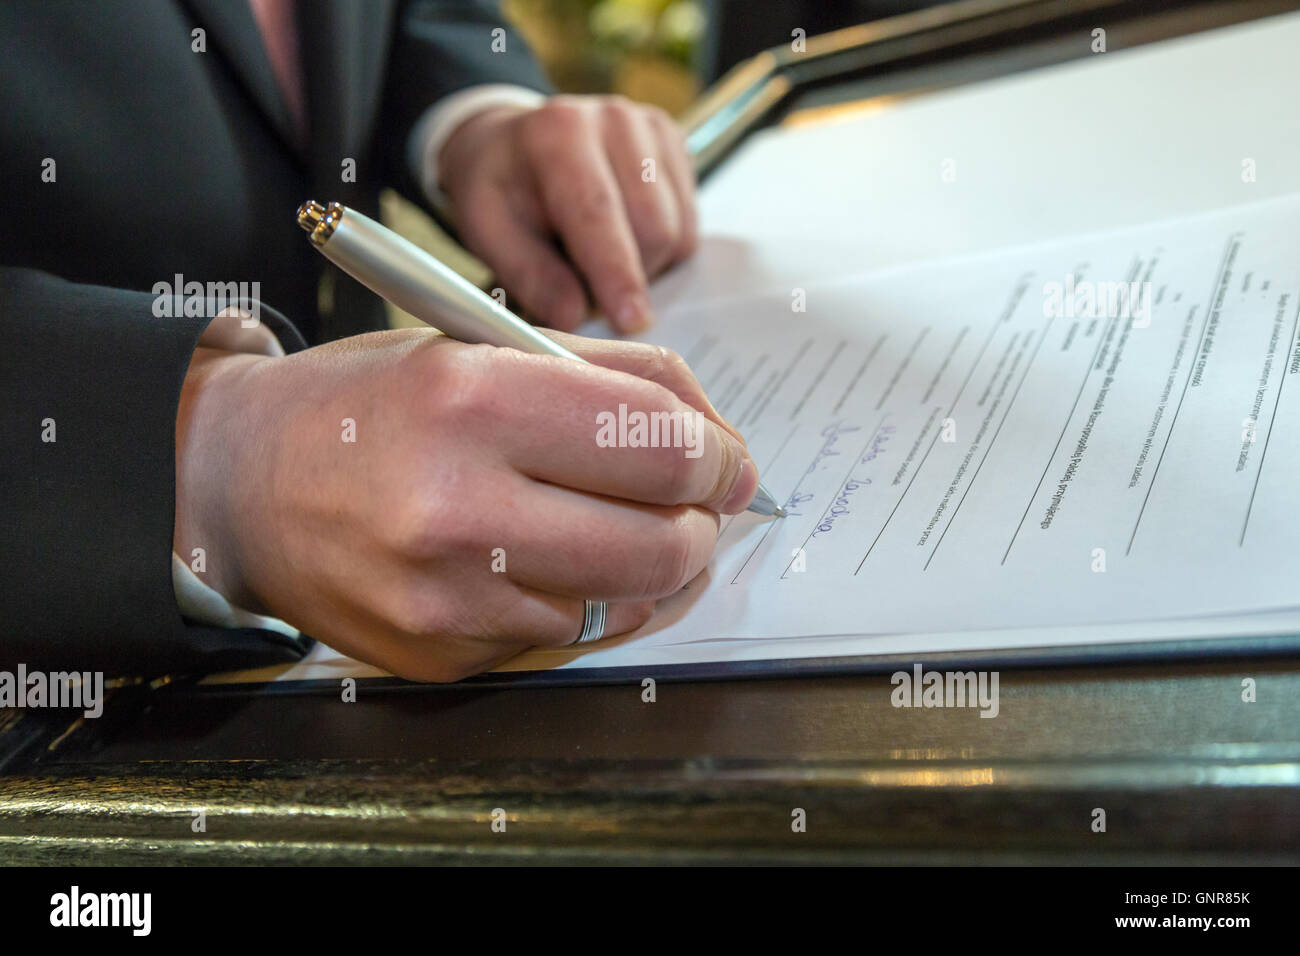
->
<box><xmin>572</xmin><ymin>600</ymin><xmax>607</xmax><ymax>645</ymax></box>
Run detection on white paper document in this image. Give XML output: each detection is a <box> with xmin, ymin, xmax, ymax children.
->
<box><xmin>522</xmin><ymin>194</ymin><xmax>1300</xmax><ymax>666</ymax></box>
<box><xmin>218</xmin><ymin>193</ymin><xmax>1300</xmax><ymax>684</ymax></box>
<box><xmin>661</xmin><ymin>12</ymin><xmax>1300</xmax><ymax>296</ymax></box>
<box><xmin>203</xmin><ymin>16</ymin><xmax>1300</xmax><ymax>684</ymax></box>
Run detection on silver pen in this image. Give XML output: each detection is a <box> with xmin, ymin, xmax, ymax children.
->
<box><xmin>296</xmin><ymin>200</ymin><xmax>785</xmax><ymax>517</ymax></box>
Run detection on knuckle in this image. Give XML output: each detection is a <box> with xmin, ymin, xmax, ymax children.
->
<box><xmin>573</xmin><ymin>181</ymin><xmax>617</xmax><ymax>219</ymax></box>
<box><xmin>650</xmin><ymin>422</ymin><xmax>697</xmax><ymax>501</ymax></box>
<box><xmin>633</xmin><ymin>384</ymin><xmax>698</xmax><ymax>498</ymax></box>
<box><xmin>529</xmin><ymin>97</ymin><xmax>590</xmax><ymax>139</ymax></box>
<box><xmin>389</xmin><ymin>492</ymin><xmax>453</xmax><ymax>561</ymax></box>
<box><xmin>646</xmin><ymin>105</ymin><xmax>682</xmax><ymax>140</ymax></box>
<box><xmin>597</xmin><ymin>93</ymin><xmax>635</xmax><ymax>116</ymax></box>
<box><xmin>434</xmin><ymin>481</ymin><xmax>497</xmax><ymax>555</ymax></box>
<box><xmin>631</xmin><ymin>602</ymin><xmax>656</xmax><ymax>629</ymax></box>
<box><xmin>607</xmin><ymin>601</ymin><xmax>656</xmax><ymax>638</ymax></box>
<box><xmin>533</xmin><ymin>263</ymin><xmax>583</xmax><ymax>311</ymax></box>
<box><xmin>641</xmin><ymin>509</ymin><xmax>699</xmax><ymax>597</ymax></box>
<box><xmin>636</xmin><ymin>343</ymin><xmax>676</xmax><ymax>382</ymax></box>
<box><xmin>428</xmin><ymin>344</ymin><xmax>512</xmax><ymax>424</ymax></box>
<box><xmin>707</xmin><ymin>431</ymin><xmax>743</xmax><ymax>505</ymax></box>
<box><xmin>641</xmin><ymin>103</ymin><xmax>675</xmax><ymax>130</ymax></box>
<box><xmin>657</xmin><ymin>346</ymin><xmax>691</xmax><ymax>381</ymax></box>
<box><xmin>634</xmin><ymin>215</ymin><xmax>678</xmax><ymax>261</ymax></box>
<box><xmin>388</xmin><ymin>466</ymin><xmax>489</xmax><ymax>562</ymax></box>
<box><xmin>387</xmin><ymin>587</ymin><xmax>452</xmax><ymax>642</ymax></box>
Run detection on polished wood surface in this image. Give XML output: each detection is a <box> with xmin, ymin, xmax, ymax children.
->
<box><xmin>2</xmin><ymin>657</ymin><xmax>1297</xmax><ymax>863</ymax></box>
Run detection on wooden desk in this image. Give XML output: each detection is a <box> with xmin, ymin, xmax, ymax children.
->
<box><xmin>2</xmin><ymin>656</ymin><xmax>1297</xmax><ymax>864</ymax></box>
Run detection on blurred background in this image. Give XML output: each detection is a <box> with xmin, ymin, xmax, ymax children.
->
<box><xmin>504</xmin><ymin>0</ymin><xmax>938</xmax><ymax>108</ymax></box>
<box><xmin>504</xmin><ymin>0</ymin><xmax>705</xmax><ymax>115</ymax></box>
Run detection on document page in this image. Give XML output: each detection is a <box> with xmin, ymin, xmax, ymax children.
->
<box><xmin>648</xmin><ymin>12</ymin><xmax>1300</xmax><ymax>317</ymax></box>
<box><xmin>219</xmin><ymin>194</ymin><xmax>1300</xmax><ymax>684</ymax></box>
<box><xmin>499</xmin><ymin>192</ymin><xmax>1300</xmax><ymax>672</ymax></box>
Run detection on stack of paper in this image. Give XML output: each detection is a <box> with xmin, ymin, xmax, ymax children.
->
<box><xmin>212</xmin><ymin>11</ymin><xmax>1300</xmax><ymax>683</ymax></box>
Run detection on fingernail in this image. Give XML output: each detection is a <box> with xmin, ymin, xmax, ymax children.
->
<box><xmin>617</xmin><ymin>293</ymin><xmax>653</xmax><ymax>333</ymax></box>
<box><xmin>722</xmin><ymin>455</ymin><xmax>759</xmax><ymax>514</ymax></box>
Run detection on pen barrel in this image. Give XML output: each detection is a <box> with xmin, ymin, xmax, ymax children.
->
<box><xmin>318</xmin><ymin>208</ymin><xmax>582</xmax><ymax>361</ymax></box>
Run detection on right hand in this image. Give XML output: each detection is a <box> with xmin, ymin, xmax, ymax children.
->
<box><xmin>173</xmin><ymin>328</ymin><xmax>758</xmax><ymax>681</ymax></box>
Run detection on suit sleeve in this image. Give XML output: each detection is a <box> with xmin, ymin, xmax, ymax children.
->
<box><xmin>0</xmin><ymin>267</ymin><xmax>313</xmax><ymax>677</ymax></box>
<box><xmin>379</xmin><ymin>0</ymin><xmax>555</xmax><ymax>220</ymax></box>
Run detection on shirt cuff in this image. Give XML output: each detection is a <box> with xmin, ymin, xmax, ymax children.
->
<box><xmin>173</xmin><ymin>308</ymin><xmax>298</xmax><ymax>638</ymax></box>
<box><xmin>407</xmin><ymin>84</ymin><xmax>548</xmax><ymax>216</ymax></box>
<box><xmin>173</xmin><ymin>555</ymin><xmax>300</xmax><ymax>639</ymax></box>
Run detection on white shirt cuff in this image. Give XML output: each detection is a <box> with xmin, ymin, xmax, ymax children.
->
<box><xmin>173</xmin><ymin>555</ymin><xmax>300</xmax><ymax>639</ymax></box>
<box><xmin>407</xmin><ymin>84</ymin><xmax>547</xmax><ymax>216</ymax></box>
<box><xmin>173</xmin><ymin>309</ymin><xmax>298</xmax><ymax>638</ymax></box>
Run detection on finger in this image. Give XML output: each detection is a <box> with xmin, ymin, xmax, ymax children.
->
<box><xmin>455</xmin><ymin>181</ymin><xmax>588</xmax><ymax>331</ymax></box>
<box><xmin>501</xmin><ymin>482</ymin><xmax>721</xmax><ymax>600</ymax></box>
<box><xmin>520</xmin><ymin>101</ymin><xmax>652</xmax><ymax>332</ymax></box>
<box><xmin>599</xmin><ymin>101</ymin><xmax>683</xmax><ymax>277</ymax></box>
<box><xmin>366</xmin><ymin>591</ymin><xmax>655</xmax><ymax>682</ymax></box>
<box><xmin>646</xmin><ymin>107</ymin><xmax>698</xmax><ymax>263</ymax></box>
<box><xmin>458</xmin><ymin>583</ymin><xmax>656</xmax><ymax>650</ymax></box>
<box><xmin>269</xmin><ymin>583</ymin><xmax>538</xmax><ymax>685</ymax></box>
<box><xmin>541</xmin><ymin>330</ymin><xmax>746</xmax><ymax>446</ymax></box>
<box><xmin>492</xmin><ymin>354</ymin><xmax>758</xmax><ymax>512</ymax></box>
<box><xmin>367</xmin><ymin>559</ymin><xmax>658</xmax><ymax>662</ymax></box>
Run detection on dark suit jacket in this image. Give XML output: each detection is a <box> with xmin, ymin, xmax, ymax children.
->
<box><xmin>0</xmin><ymin>0</ymin><xmax>550</xmax><ymax>676</ymax></box>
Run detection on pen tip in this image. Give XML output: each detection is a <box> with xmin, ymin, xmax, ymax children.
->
<box><xmin>746</xmin><ymin>480</ymin><xmax>785</xmax><ymax>518</ymax></box>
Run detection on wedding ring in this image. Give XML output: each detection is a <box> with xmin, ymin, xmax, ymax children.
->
<box><xmin>572</xmin><ymin>599</ymin><xmax>607</xmax><ymax>645</ymax></box>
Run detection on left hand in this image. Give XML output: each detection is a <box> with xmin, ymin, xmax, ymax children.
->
<box><xmin>437</xmin><ymin>94</ymin><xmax>698</xmax><ymax>334</ymax></box>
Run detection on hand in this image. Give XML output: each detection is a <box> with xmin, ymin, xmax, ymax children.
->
<box><xmin>438</xmin><ymin>94</ymin><xmax>698</xmax><ymax>334</ymax></box>
<box><xmin>173</xmin><ymin>331</ymin><xmax>755</xmax><ymax>682</ymax></box>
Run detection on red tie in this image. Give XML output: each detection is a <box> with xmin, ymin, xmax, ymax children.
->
<box><xmin>248</xmin><ymin>0</ymin><xmax>307</xmax><ymax>142</ymax></box>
